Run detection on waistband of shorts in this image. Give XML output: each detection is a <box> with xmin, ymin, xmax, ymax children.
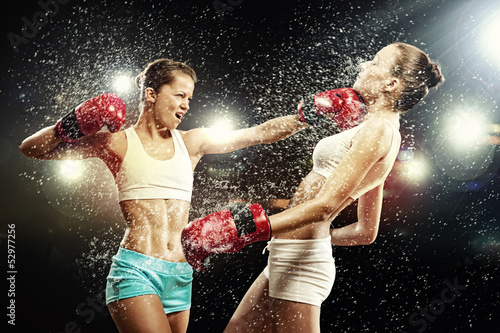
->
<box><xmin>113</xmin><ymin>247</ymin><xmax>193</xmax><ymax>275</ymax></box>
<box><xmin>267</xmin><ymin>236</ymin><xmax>332</xmax><ymax>250</ymax></box>
<box><xmin>270</xmin><ymin>236</ymin><xmax>331</xmax><ymax>244</ymax></box>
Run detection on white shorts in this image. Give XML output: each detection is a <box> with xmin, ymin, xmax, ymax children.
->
<box><xmin>263</xmin><ymin>236</ymin><xmax>336</xmax><ymax>307</ymax></box>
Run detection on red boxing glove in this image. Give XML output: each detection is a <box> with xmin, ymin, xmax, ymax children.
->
<box><xmin>298</xmin><ymin>88</ymin><xmax>366</xmax><ymax>130</ymax></box>
<box><xmin>181</xmin><ymin>202</ymin><xmax>271</xmax><ymax>271</ymax></box>
<box><xmin>55</xmin><ymin>93</ymin><xmax>126</xmax><ymax>143</ymax></box>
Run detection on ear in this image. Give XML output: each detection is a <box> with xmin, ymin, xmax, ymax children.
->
<box><xmin>144</xmin><ymin>87</ymin><xmax>157</xmax><ymax>103</ymax></box>
<box><xmin>385</xmin><ymin>77</ymin><xmax>401</xmax><ymax>93</ymax></box>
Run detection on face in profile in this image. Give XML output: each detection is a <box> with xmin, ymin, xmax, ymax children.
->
<box><xmin>353</xmin><ymin>44</ymin><xmax>400</xmax><ymax>101</ymax></box>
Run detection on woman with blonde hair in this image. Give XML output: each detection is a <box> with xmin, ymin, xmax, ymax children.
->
<box><xmin>182</xmin><ymin>42</ymin><xmax>445</xmax><ymax>332</ymax></box>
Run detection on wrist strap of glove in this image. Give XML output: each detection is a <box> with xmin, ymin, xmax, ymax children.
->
<box><xmin>228</xmin><ymin>202</ymin><xmax>257</xmax><ymax>236</ymax></box>
<box><xmin>227</xmin><ymin>202</ymin><xmax>272</xmax><ymax>240</ymax></box>
<box><xmin>301</xmin><ymin>98</ymin><xmax>327</xmax><ymax>127</ymax></box>
<box><xmin>56</xmin><ymin>110</ymin><xmax>84</xmax><ymax>142</ymax></box>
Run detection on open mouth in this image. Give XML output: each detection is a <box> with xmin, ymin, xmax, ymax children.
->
<box><xmin>175</xmin><ymin>112</ymin><xmax>183</xmax><ymax>120</ymax></box>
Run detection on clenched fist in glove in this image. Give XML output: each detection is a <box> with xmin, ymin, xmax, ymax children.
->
<box><xmin>55</xmin><ymin>93</ymin><xmax>126</xmax><ymax>143</ymax></box>
<box><xmin>181</xmin><ymin>202</ymin><xmax>271</xmax><ymax>271</ymax></box>
<box><xmin>298</xmin><ymin>87</ymin><xmax>366</xmax><ymax>130</ymax></box>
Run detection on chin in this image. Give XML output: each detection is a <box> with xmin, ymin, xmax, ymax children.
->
<box><xmin>353</xmin><ymin>83</ymin><xmax>364</xmax><ymax>96</ymax></box>
<box><xmin>353</xmin><ymin>80</ymin><xmax>361</xmax><ymax>92</ymax></box>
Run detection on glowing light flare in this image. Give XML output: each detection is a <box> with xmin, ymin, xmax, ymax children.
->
<box><xmin>445</xmin><ymin>112</ymin><xmax>490</xmax><ymax>149</ymax></box>
<box><xmin>112</xmin><ymin>74</ymin><xmax>134</xmax><ymax>93</ymax></box>
<box><xmin>397</xmin><ymin>147</ymin><xmax>414</xmax><ymax>162</ymax></box>
<box><xmin>205</xmin><ymin>118</ymin><xmax>237</xmax><ymax>142</ymax></box>
<box><xmin>58</xmin><ymin>160</ymin><xmax>84</xmax><ymax>180</ymax></box>
<box><xmin>211</xmin><ymin>119</ymin><xmax>235</xmax><ymax>132</ymax></box>
<box><xmin>481</xmin><ymin>10</ymin><xmax>500</xmax><ymax>67</ymax></box>
<box><xmin>398</xmin><ymin>155</ymin><xmax>429</xmax><ymax>184</ymax></box>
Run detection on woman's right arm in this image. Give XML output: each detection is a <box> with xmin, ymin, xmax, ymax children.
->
<box><xmin>19</xmin><ymin>93</ymin><xmax>126</xmax><ymax>160</ymax></box>
<box><xmin>20</xmin><ymin>125</ymin><xmax>62</xmax><ymax>159</ymax></box>
<box><xmin>19</xmin><ymin>125</ymin><xmax>108</xmax><ymax>160</ymax></box>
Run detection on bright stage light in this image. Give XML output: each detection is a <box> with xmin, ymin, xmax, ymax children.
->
<box><xmin>481</xmin><ymin>9</ymin><xmax>500</xmax><ymax>67</ymax></box>
<box><xmin>211</xmin><ymin>119</ymin><xmax>235</xmax><ymax>132</ymax></box>
<box><xmin>399</xmin><ymin>155</ymin><xmax>428</xmax><ymax>184</ymax></box>
<box><xmin>397</xmin><ymin>147</ymin><xmax>414</xmax><ymax>162</ymax></box>
<box><xmin>205</xmin><ymin>118</ymin><xmax>237</xmax><ymax>143</ymax></box>
<box><xmin>59</xmin><ymin>160</ymin><xmax>84</xmax><ymax>180</ymax></box>
<box><xmin>113</xmin><ymin>74</ymin><xmax>133</xmax><ymax>93</ymax></box>
<box><xmin>431</xmin><ymin>109</ymin><xmax>495</xmax><ymax>185</ymax></box>
<box><xmin>446</xmin><ymin>112</ymin><xmax>489</xmax><ymax>149</ymax></box>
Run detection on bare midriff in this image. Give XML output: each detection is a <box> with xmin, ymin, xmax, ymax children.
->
<box><xmin>118</xmin><ymin>198</ymin><xmax>191</xmax><ymax>262</ymax></box>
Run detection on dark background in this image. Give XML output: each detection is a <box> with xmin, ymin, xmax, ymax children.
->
<box><xmin>1</xmin><ymin>0</ymin><xmax>499</xmax><ymax>332</ymax></box>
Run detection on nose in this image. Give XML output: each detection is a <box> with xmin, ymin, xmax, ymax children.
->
<box><xmin>181</xmin><ymin>99</ymin><xmax>189</xmax><ymax>111</ymax></box>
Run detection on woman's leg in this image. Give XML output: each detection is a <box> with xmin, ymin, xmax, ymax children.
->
<box><xmin>108</xmin><ymin>294</ymin><xmax>174</xmax><ymax>333</ymax></box>
<box><xmin>270</xmin><ymin>298</ymin><xmax>321</xmax><ymax>333</ymax></box>
<box><xmin>167</xmin><ymin>309</ymin><xmax>190</xmax><ymax>333</ymax></box>
<box><xmin>224</xmin><ymin>272</ymin><xmax>273</xmax><ymax>333</ymax></box>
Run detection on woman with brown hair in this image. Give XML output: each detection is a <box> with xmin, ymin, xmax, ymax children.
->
<box><xmin>18</xmin><ymin>58</ymin><xmax>315</xmax><ymax>333</ymax></box>
<box><xmin>181</xmin><ymin>42</ymin><xmax>445</xmax><ymax>332</ymax></box>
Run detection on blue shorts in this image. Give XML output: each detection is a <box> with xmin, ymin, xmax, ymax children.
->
<box><xmin>105</xmin><ymin>248</ymin><xmax>193</xmax><ymax>314</ymax></box>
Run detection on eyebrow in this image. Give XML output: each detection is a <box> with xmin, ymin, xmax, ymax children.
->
<box><xmin>175</xmin><ymin>90</ymin><xmax>193</xmax><ymax>99</ymax></box>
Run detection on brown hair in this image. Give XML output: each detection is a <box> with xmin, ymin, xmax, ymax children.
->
<box><xmin>390</xmin><ymin>43</ymin><xmax>444</xmax><ymax>112</ymax></box>
<box><xmin>135</xmin><ymin>59</ymin><xmax>198</xmax><ymax>100</ymax></box>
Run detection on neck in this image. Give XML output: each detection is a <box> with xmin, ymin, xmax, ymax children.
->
<box><xmin>364</xmin><ymin>93</ymin><xmax>398</xmax><ymax>115</ymax></box>
<box><xmin>135</xmin><ymin>104</ymin><xmax>171</xmax><ymax>139</ymax></box>
<box><xmin>364</xmin><ymin>99</ymin><xmax>400</xmax><ymax>125</ymax></box>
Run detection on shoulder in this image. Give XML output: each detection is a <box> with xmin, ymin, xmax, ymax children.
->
<box><xmin>351</xmin><ymin>118</ymin><xmax>399</xmax><ymax>156</ymax></box>
<box><xmin>176</xmin><ymin>128</ymin><xmax>211</xmax><ymax>156</ymax></box>
<box><xmin>356</xmin><ymin>118</ymin><xmax>398</xmax><ymax>141</ymax></box>
<box><xmin>178</xmin><ymin>127</ymin><xmax>228</xmax><ymax>143</ymax></box>
<box><xmin>178</xmin><ymin>127</ymin><xmax>210</xmax><ymax>137</ymax></box>
<box><xmin>91</xmin><ymin>129</ymin><xmax>127</xmax><ymax>158</ymax></box>
<box><xmin>178</xmin><ymin>127</ymin><xmax>209</xmax><ymax>144</ymax></box>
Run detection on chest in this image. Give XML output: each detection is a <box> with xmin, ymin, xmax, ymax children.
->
<box><xmin>130</xmin><ymin>128</ymin><xmax>176</xmax><ymax>161</ymax></box>
<box><xmin>139</xmin><ymin>137</ymin><xmax>175</xmax><ymax>161</ymax></box>
<box><xmin>313</xmin><ymin>125</ymin><xmax>363</xmax><ymax>163</ymax></box>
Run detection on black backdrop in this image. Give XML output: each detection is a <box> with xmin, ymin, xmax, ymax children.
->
<box><xmin>1</xmin><ymin>0</ymin><xmax>499</xmax><ymax>332</ymax></box>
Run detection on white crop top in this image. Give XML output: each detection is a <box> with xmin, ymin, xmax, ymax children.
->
<box><xmin>312</xmin><ymin>118</ymin><xmax>401</xmax><ymax>200</ymax></box>
<box><xmin>115</xmin><ymin>127</ymin><xmax>194</xmax><ymax>202</ymax></box>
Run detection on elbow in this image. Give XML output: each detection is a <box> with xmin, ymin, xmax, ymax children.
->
<box><xmin>316</xmin><ymin>199</ymin><xmax>338</xmax><ymax>222</ymax></box>
<box><xmin>362</xmin><ymin>235</ymin><xmax>377</xmax><ymax>245</ymax></box>
<box><xmin>360</xmin><ymin>229</ymin><xmax>378</xmax><ymax>245</ymax></box>
<box><xmin>19</xmin><ymin>141</ymin><xmax>44</xmax><ymax>159</ymax></box>
<box><xmin>18</xmin><ymin>142</ymin><xmax>34</xmax><ymax>159</ymax></box>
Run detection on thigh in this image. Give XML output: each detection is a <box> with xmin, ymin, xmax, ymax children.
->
<box><xmin>108</xmin><ymin>294</ymin><xmax>172</xmax><ymax>333</ymax></box>
<box><xmin>270</xmin><ymin>298</ymin><xmax>321</xmax><ymax>333</ymax></box>
<box><xmin>224</xmin><ymin>272</ymin><xmax>272</xmax><ymax>333</ymax></box>
<box><xmin>167</xmin><ymin>309</ymin><xmax>190</xmax><ymax>333</ymax></box>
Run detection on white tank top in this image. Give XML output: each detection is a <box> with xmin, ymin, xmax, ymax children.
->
<box><xmin>312</xmin><ymin>118</ymin><xmax>400</xmax><ymax>199</ymax></box>
<box><xmin>115</xmin><ymin>127</ymin><xmax>194</xmax><ymax>202</ymax></box>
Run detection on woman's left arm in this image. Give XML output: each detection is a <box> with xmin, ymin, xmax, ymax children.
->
<box><xmin>268</xmin><ymin>119</ymin><xmax>393</xmax><ymax>235</ymax></box>
<box><xmin>330</xmin><ymin>184</ymin><xmax>384</xmax><ymax>245</ymax></box>
<box><xmin>188</xmin><ymin>115</ymin><xmax>308</xmax><ymax>157</ymax></box>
